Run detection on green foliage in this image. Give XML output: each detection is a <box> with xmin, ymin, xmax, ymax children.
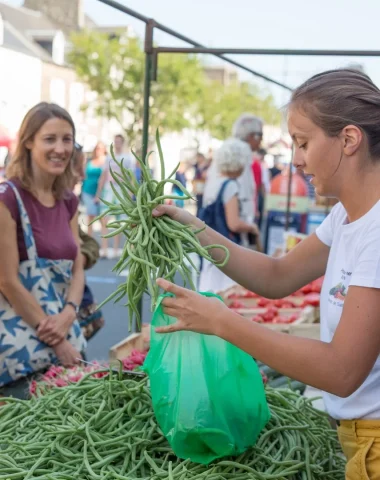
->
<box><xmin>68</xmin><ymin>29</ymin><xmax>281</xmax><ymax>145</ymax></box>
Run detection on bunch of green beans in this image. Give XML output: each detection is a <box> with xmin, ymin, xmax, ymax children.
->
<box><xmin>94</xmin><ymin>130</ymin><xmax>229</xmax><ymax>328</ymax></box>
<box><xmin>0</xmin><ymin>370</ymin><xmax>345</xmax><ymax>479</ymax></box>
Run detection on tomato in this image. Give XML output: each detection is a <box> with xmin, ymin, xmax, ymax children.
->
<box><xmin>244</xmin><ymin>291</ymin><xmax>259</xmax><ymax>298</ymax></box>
<box><xmin>301</xmin><ymin>284</ymin><xmax>312</xmax><ymax>294</ymax></box>
<box><xmin>257</xmin><ymin>298</ymin><xmax>271</xmax><ymax>307</ymax></box>
<box><xmin>280</xmin><ymin>301</ymin><xmax>296</xmax><ymax>309</ymax></box>
<box><xmin>274</xmin><ymin>299</ymin><xmax>284</xmax><ymax>308</ymax></box>
<box><xmin>263</xmin><ymin>311</ymin><xmax>275</xmax><ymax>322</ymax></box>
<box><xmin>252</xmin><ymin>315</ymin><xmax>264</xmax><ymax>323</ymax></box>
<box><xmin>229</xmin><ymin>301</ymin><xmax>245</xmax><ymax>309</ymax></box>
<box><xmin>303</xmin><ymin>293</ymin><xmax>320</xmax><ymax>307</ymax></box>
<box><xmin>287</xmin><ymin>314</ymin><xmax>299</xmax><ymax>323</ymax></box>
<box><xmin>266</xmin><ymin>306</ymin><xmax>279</xmax><ymax>316</ymax></box>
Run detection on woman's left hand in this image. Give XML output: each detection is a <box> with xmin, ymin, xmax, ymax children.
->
<box><xmin>37</xmin><ymin>311</ymin><xmax>73</xmax><ymax>346</ymax></box>
<box><xmin>156</xmin><ymin>278</ymin><xmax>230</xmax><ymax>335</ymax></box>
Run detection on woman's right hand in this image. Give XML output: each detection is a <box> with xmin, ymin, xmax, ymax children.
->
<box><xmin>152</xmin><ymin>204</ymin><xmax>199</xmax><ymax>227</ymax></box>
<box><xmin>53</xmin><ymin>340</ymin><xmax>82</xmax><ymax>367</ymax></box>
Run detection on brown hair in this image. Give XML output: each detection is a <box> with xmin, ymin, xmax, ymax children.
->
<box><xmin>92</xmin><ymin>141</ymin><xmax>107</xmax><ymax>159</ymax></box>
<box><xmin>6</xmin><ymin>102</ymin><xmax>76</xmax><ymax>199</ymax></box>
<box><xmin>290</xmin><ymin>69</ymin><xmax>380</xmax><ymax>158</ymax></box>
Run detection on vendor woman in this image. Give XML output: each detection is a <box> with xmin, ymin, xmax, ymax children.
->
<box><xmin>153</xmin><ymin>68</ymin><xmax>380</xmax><ymax>479</ymax></box>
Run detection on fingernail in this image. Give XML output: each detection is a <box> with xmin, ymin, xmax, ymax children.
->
<box><xmin>152</xmin><ymin>209</ymin><xmax>159</xmax><ymax>215</ymax></box>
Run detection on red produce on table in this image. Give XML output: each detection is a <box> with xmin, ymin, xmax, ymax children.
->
<box><xmin>243</xmin><ymin>291</ymin><xmax>259</xmax><ymax>298</ymax></box>
<box><xmin>229</xmin><ymin>300</ymin><xmax>246</xmax><ymax>309</ymax></box>
<box><xmin>301</xmin><ymin>293</ymin><xmax>320</xmax><ymax>307</ymax></box>
<box><xmin>251</xmin><ymin>314</ymin><xmax>264</xmax><ymax>323</ymax></box>
<box><xmin>257</xmin><ymin>298</ymin><xmax>272</xmax><ymax>307</ymax></box>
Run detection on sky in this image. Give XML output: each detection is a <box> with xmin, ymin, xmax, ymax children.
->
<box><xmin>5</xmin><ymin>0</ymin><xmax>380</xmax><ymax>105</ymax></box>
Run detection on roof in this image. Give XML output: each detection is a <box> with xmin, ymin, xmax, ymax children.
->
<box><xmin>0</xmin><ymin>2</ymin><xmax>58</xmax><ymax>34</ymax></box>
<box><xmin>2</xmin><ymin>20</ymin><xmax>53</xmax><ymax>61</ymax></box>
<box><xmin>0</xmin><ymin>2</ymin><xmax>59</xmax><ymax>60</ymax></box>
<box><xmin>0</xmin><ymin>1</ymin><xmax>115</xmax><ymax>63</ymax></box>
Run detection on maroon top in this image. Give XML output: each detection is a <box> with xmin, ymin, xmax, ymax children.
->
<box><xmin>0</xmin><ymin>179</ymin><xmax>79</xmax><ymax>262</ymax></box>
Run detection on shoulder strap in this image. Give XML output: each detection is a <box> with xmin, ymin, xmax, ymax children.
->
<box><xmin>6</xmin><ymin>181</ymin><xmax>38</xmax><ymax>261</ymax></box>
<box><xmin>216</xmin><ymin>179</ymin><xmax>235</xmax><ymax>204</ymax></box>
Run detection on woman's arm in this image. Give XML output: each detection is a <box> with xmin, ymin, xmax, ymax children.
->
<box><xmin>153</xmin><ymin>205</ymin><xmax>329</xmax><ymax>299</ymax></box>
<box><xmin>38</xmin><ymin>211</ymin><xmax>85</xmax><ymax>345</ymax></box>
<box><xmin>64</xmin><ymin>211</ymin><xmax>85</xmax><ymax>310</ymax></box>
<box><xmin>95</xmin><ymin>169</ymin><xmax>107</xmax><ymax>199</ymax></box>
<box><xmin>0</xmin><ymin>203</ymin><xmax>47</xmax><ymax>328</ymax></box>
<box><xmin>157</xmin><ymin>280</ymin><xmax>380</xmax><ymax>398</ymax></box>
<box><xmin>224</xmin><ymin>195</ymin><xmax>258</xmax><ymax>234</ymax></box>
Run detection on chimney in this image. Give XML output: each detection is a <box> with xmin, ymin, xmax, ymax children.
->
<box><xmin>23</xmin><ymin>0</ymin><xmax>84</xmax><ymax>34</ymax></box>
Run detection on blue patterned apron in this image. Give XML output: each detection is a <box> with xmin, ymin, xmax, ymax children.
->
<box><xmin>0</xmin><ymin>182</ymin><xmax>86</xmax><ymax>386</ymax></box>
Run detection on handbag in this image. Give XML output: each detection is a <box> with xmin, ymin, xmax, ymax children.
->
<box><xmin>0</xmin><ymin>182</ymin><xmax>86</xmax><ymax>387</ymax></box>
<box><xmin>78</xmin><ymin>284</ymin><xmax>104</xmax><ymax>340</ymax></box>
<box><xmin>198</xmin><ymin>179</ymin><xmax>241</xmax><ymax>244</ymax></box>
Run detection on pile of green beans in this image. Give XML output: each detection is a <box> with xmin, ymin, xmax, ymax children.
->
<box><xmin>0</xmin><ymin>371</ymin><xmax>345</xmax><ymax>479</ymax></box>
<box><xmin>95</xmin><ymin>130</ymin><xmax>229</xmax><ymax>327</ymax></box>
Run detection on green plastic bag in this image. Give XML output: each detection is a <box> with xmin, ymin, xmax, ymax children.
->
<box><xmin>143</xmin><ymin>292</ymin><xmax>270</xmax><ymax>464</ymax></box>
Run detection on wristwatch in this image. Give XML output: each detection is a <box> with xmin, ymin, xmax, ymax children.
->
<box><xmin>66</xmin><ymin>301</ymin><xmax>79</xmax><ymax>315</ymax></box>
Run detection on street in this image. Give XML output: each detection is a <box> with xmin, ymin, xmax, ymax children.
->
<box><xmin>85</xmin><ymin>255</ymin><xmax>153</xmax><ymax>362</ymax></box>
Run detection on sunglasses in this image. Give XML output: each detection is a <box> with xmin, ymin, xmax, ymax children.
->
<box><xmin>74</xmin><ymin>142</ymin><xmax>83</xmax><ymax>151</ymax></box>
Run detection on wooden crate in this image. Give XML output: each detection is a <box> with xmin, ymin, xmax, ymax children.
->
<box><xmin>109</xmin><ymin>324</ymin><xmax>150</xmax><ymax>362</ymax></box>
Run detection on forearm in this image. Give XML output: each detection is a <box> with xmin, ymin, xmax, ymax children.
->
<box><xmin>62</xmin><ymin>266</ymin><xmax>84</xmax><ymax>322</ymax></box>
<box><xmin>217</xmin><ymin>312</ymin><xmax>348</xmax><ymax>397</ymax></box>
<box><xmin>0</xmin><ymin>281</ymin><xmax>46</xmax><ymax>329</ymax></box>
<box><xmin>96</xmin><ymin>175</ymin><xmax>106</xmax><ymax>197</ymax></box>
<box><xmin>193</xmin><ymin>219</ymin><xmax>280</xmax><ymax>297</ymax></box>
<box><xmin>229</xmin><ymin>220</ymin><xmax>255</xmax><ymax>234</ymax></box>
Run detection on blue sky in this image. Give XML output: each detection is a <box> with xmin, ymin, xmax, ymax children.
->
<box><xmin>5</xmin><ymin>0</ymin><xmax>380</xmax><ymax>104</ymax></box>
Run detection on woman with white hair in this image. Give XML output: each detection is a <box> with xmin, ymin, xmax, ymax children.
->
<box><xmin>232</xmin><ymin>114</ymin><xmax>264</xmax><ymax>246</ymax></box>
<box><xmin>198</xmin><ymin>138</ymin><xmax>260</xmax><ymax>293</ymax></box>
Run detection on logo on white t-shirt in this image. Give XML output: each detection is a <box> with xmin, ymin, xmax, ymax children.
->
<box><xmin>328</xmin><ymin>269</ymin><xmax>351</xmax><ymax>307</ymax></box>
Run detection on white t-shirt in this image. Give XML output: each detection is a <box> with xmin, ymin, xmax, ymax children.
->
<box><xmin>316</xmin><ymin>201</ymin><xmax>380</xmax><ymax>420</ymax></box>
<box><xmin>237</xmin><ymin>161</ymin><xmax>256</xmax><ymax>223</ymax></box>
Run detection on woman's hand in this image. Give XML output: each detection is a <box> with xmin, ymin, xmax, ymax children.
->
<box><xmin>37</xmin><ymin>310</ymin><xmax>74</xmax><ymax>346</ymax></box>
<box><xmin>250</xmin><ymin>223</ymin><xmax>260</xmax><ymax>236</ymax></box>
<box><xmin>155</xmin><ymin>278</ymin><xmax>231</xmax><ymax>335</ymax></box>
<box><xmin>152</xmin><ymin>204</ymin><xmax>199</xmax><ymax>227</ymax></box>
<box><xmin>53</xmin><ymin>340</ymin><xmax>82</xmax><ymax>367</ymax></box>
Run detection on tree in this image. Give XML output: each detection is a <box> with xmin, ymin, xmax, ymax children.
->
<box><xmin>198</xmin><ymin>80</ymin><xmax>281</xmax><ymax>140</ymax></box>
<box><xmin>68</xmin><ymin>30</ymin><xmax>205</xmax><ymax>146</ymax></box>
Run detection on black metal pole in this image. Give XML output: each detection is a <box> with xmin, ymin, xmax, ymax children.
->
<box><xmin>155</xmin><ymin>46</ymin><xmax>380</xmax><ymax>57</ymax></box>
<box><xmin>135</xmin><ymin>20</ymin><xmax>155</xmax><ymax>332</ymax></box>
<box><xmin>285</xmin><ymin>150</ymin><xmax>294</xmax><ymax>231</ymax></box>
<box><xmin>142</xmin><ymin>20</ymin><xmax>155</xmax><ymax>162</ymax></box>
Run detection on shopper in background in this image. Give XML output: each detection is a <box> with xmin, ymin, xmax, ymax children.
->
<box><xmin>256</xmin><ymin>148</ymin><xmax>269</xmax><ymax>229</ymax></box>
<box><xmin>96</xmin><ymin>134</ymin><xmax>133</xmax><ymax>259</ymax></box>
<box><xmin>232</xmin><ymin>113</ymin><xmax>263</xmax><ymax>246</ymax></box>
<box><xmin>198</xmin><ymin>138</ymin><xmax>260</xmax><ymax>293</ymax></box>
<box><xmin>154</xmin><ymin>69</ymin><xmax>380</xmax><ymax>479</ymax></box>
<box><xmin>193</xmin><ymin>152</ymin><xmax>209</xmax><ymax>215</ymax></box>
<box><xmin>81</xmin><ymin>141</ymin><xmax>107</xmax><ymax>253</ymax></box>
<box><xmin>71</xmin><ymin>144</ymin><xmax>104</xmax><ymax>340</ymax></box>
<box><xmin>0</xmin><ymin>102</ymin><xmax>86</xmax><ymax>398</ymax></box>
<box><xmin>172</xmin><ymin>162</ymin><xmax>188</xmax><ymax>208</ymax></box>
<box><xmin>269</xmin><ymin>157</ymin><xmax>282</xmax><ymax>180</ymax></box>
